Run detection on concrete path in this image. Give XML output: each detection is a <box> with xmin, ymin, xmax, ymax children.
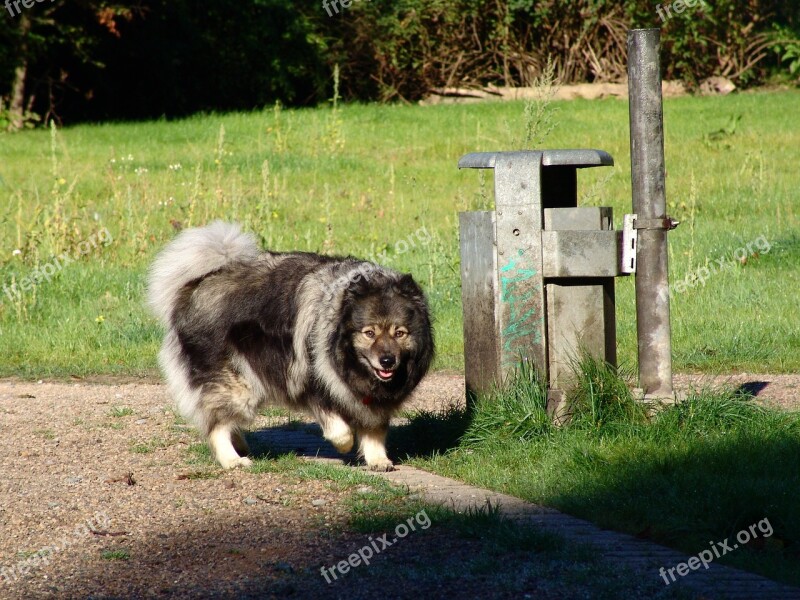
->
<box><xmin>258</xmin><ymin>423</ymin><xmax>800</xmax><ymax>600</ymax></box>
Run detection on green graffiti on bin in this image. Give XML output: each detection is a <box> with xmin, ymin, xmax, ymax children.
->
<box><xmin>499</xmin><ymin>249</ymin><xmax>542</xmax><ymax>365</ymax></box>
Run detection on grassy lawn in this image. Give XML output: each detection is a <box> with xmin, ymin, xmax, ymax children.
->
<box><xmin>1</xmin><ymin>90</ymin><xmax>799</xmax><ymax>376</ymax></box>
<box><xmin>1</xmin><ymin>92</ymin><xmax>797</xmax><ymax>591</ymax></box>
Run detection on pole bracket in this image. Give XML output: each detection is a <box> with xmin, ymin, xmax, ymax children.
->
<box><xmin>621</xmin><ymin>214</ymin><xmax>638</xmax><ymax>274</ymax></box>
<box><xmin>633</xmin><ymin>216</ymin><xmax>680</xmax><ymax>231</ymax></box>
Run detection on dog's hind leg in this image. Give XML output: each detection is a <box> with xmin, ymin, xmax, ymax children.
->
<box><xmin>358</xmin><ymin>426</ymin><xmax>394</xmax><ymax>472</ymax></box>
<box><xmin>209</xmin><ymin>423</ymin><xmax>253</xmax><ymax>469</ymax></box>
<box><xmin>200</xmin><ymin>374</ymin><xmax>260</xmax><ymax>469</ymax></box>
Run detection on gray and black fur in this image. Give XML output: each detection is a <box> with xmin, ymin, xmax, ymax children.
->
<box><xmin>147</xmin><ymin>222</ymin><xmax>433</xmax><ymax>470</ymax></box>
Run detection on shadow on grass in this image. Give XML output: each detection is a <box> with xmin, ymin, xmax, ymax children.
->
<box><xmin>243</xmin><ymin>422</ymin><xmax>361</xmax><ymax>466</ymax></box>
<box><xmin>236</xmin><ymin>404</ymin><xmax>474</xmax><ymax>467</ymax></box>
<box><xmin>43</xmin><ymin>482</ymin><xmax>684</xmax><ymax>600</ymax></box>
<box><xmin>226</xmin><ymin>367</ymin><xmax>800</xmax><ymax>588</ymax></box>
<box><xmin>547</xmin><ymin>427</ymin><xmax>800</xmax><ymax>587</ymax></box>
<box><xmin>389</xmin><ymin>406</ymin><xmax>472</xmax><ymax>461</ymax></box>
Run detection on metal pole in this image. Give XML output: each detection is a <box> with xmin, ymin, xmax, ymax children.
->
<box><xmin>627</xmin><ymin>29</ymin><xmax>674</xmax><ymax>398</ymax></box>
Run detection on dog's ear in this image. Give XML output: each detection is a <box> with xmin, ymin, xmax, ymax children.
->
<box><xmin>393</xmin><ymin>273</ymin><xmax>424</xmax><ymax>299</ymax></box>
<box><xmin>344</xmin><ymin>273</ymin><xmax>371</xmax><ymax>299</ymax></box>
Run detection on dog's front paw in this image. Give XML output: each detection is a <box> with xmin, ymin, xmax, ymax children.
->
<box><xmin>219</xmin><ymin>456</ymin><xmax>253</xmax><ymax>469</ymax></box>
<box><xmin>366</xmin><ymin>458</ymin><xmax>395</xmax><ymax>472</ymax></box>
<box><xmin>359</xmin><ymin>427</ymin><xmax>393</xmax><ymax>471</ymax></box>
<box><xmin>330</xmin><ymin>432</ymin><xmax>355</xmax><ymax>454</ymax></box>
<box><xmin>319</xmin><ymin>413</ymin><xmax>355</xmax><ymax>454</ymax></box>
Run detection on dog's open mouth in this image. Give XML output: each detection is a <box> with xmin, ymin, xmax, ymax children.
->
<box><xmin>374</xmin><ymin>368</ymin><xmax>395</xmax><ymax>381</ymax></box>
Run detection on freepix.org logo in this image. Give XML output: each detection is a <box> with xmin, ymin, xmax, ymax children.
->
<box><xmin>320</xmin><ymin>508</ymin><xmax>431</xmax><ymax>583</ymax></box>
<box><xmin>2</xmin><ymin>227</ymin><xmax>114</xmax><ymax>304</ymax></box>
<box><xmin>658</xmin><ymin>517</ymin><xmax>773</xmax><ymax>585</ymax></box>
<box><xmin>319</xmin><ymin>226</ymin><xmax>431</xmax><ymax>299</ymax></box>
<box><xmin>1</xmin><ymin>511</ymin><xmax>111</xmax><ymax>584</ymax></box>
<box><xmin>658</xmin><ymin>234</ymin><xmax>771</xmax><ymax>301</ymax></box>
<box><xmin>322</xmin><ymin>0</ymin><xmax>370</xmax><ymax>18</ymax></box>
<box><xmin>655</xmin><ymin>0</ymin><xmax>708</xmax><ymax>23</ymax></box>
<box><xmin>4</xmin><ymin>0</ymin><xmax>56</xmax><ymax>19</ymax></box>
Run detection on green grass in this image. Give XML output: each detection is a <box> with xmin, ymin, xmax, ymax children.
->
<box><xmin>33</xmin><ymin>428</ymin><xmax>57</xmax><ymax>440</ymax></box>
<box><xmin>403</xmin><ymin>362</ymin><xmax>800</xmax><ymax>586</ymax></box>
<box><xmin>185</xmin><ymin>442</ymin><xmax>213</xmax><ymax>465</ymax></box>
<box><xmin>3</xmin><ymin>91</ymin><xmax>793</xmax><ymax>589</ymax></box>
<box><xmin>109</xmin><ymin>406</ymin><xmax>134</xmax><ymax>418</ymax></box>
<box><xmin>0</xmin><ymin>90</ymin><xmax>799</xmax><ymax>376</ymax></box>
<box><xmin>129</xmin><ymin>437</ymin><xmax>171</xmax><ymax>454</ymax></box>
<box><xmin>101</xmin><ymin>549</ymin><xmax>130</xmax><ymax>561</ymax></box>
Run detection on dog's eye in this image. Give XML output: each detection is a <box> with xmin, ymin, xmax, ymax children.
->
<box><xmin>362</xmin><ymin>329</ymin><xmax>375</xmax><ymax>339</ymax></box>
<box><xmin>394</xmin><ymin>329</ymin><xmax>407</xmax><ymax>339</ymax></box>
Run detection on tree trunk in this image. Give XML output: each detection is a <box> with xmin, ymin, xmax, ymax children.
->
<box><xmin>8</xmin><ymin>13</ymin><xmax>31</xmax><ymax>132</ymax></box>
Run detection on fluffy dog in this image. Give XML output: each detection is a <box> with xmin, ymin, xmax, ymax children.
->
<box><xmin>147</xmin><ymin>222</ymin><xmax>433</xmax><ymax>470</ymax></box>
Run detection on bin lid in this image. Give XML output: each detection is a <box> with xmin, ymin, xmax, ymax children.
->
<box><xmin>459</xmin><ymin>149</ymin><xmax>613</xmax><ymax>169</ymax></box>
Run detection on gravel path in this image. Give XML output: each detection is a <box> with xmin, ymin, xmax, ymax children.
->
<box><xmin>0</xmin><ymin>372</ymin><xmax>797</xmax><ymax>599</ymax></box>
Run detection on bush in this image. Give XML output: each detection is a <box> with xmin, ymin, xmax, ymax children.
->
<box><xmin>2</xmin><ymin>0</ymin><xmax>798</xmax><ymax>122</ymax></box>
<box><xmin>316</xmin><ymin>0</ymin><xmax>800</xmax><ymax>101</ymax></box>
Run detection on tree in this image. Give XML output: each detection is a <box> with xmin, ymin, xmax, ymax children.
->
<box><xmin>0</xmin><ymin>1</ymin><xmax>135</xmax><ymax>129</ymax></box>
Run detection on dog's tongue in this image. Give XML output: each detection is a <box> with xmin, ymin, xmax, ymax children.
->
<box><xmin>377</xmin><ymin>369</ymin><xmax>394</xmax><ymax>380</ymax></box>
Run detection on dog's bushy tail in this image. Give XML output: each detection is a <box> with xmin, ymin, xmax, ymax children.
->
<box><xmin>147</xmin><ymin>221</ymin><xmax>260</xmax><ymax>325</ymax></box>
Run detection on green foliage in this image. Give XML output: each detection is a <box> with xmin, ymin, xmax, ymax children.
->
<box><xmin>0</xmin><ymin>101</ymin><xmax>40</xmax><ymax>131</ymax></box>
<box><xmin>317</xmin><ymin>0</ymin><xmax>800</xmax><ymax>103</ymax></box>
<box><xmin>643</xmin><ymin>0</ymin><xmax>791</xmax><ymax>86</ymax></box>
<box><xmin>772</xmin><ymin>27</ymin><xmax>800</xmax><ymax>80</ymax></box>
<box><xmin>779</xmin><ymin>42</ymin><xmax>800</xmax><ymax>77</ymax></box>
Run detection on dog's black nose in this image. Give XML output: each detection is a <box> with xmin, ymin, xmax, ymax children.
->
<box><xmin>379</xmin><ymin>355</ymin><xmax>396</xmax><ymax>369</ymax></box>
